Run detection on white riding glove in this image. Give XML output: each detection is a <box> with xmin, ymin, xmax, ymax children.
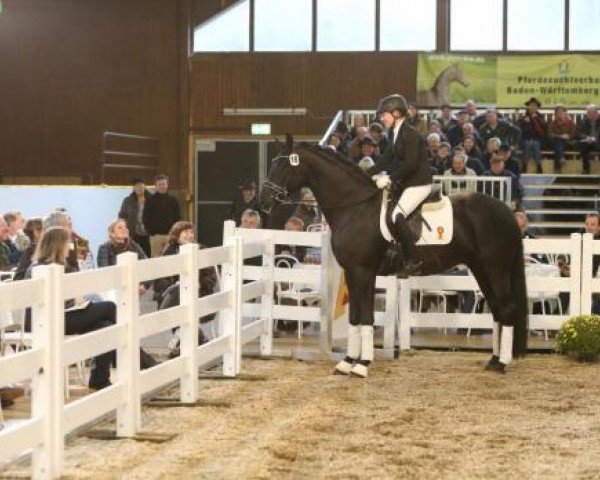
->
<box><xmin>375</xmin><ymin>174</ymin><xmax>392</xmax><ymax>190</ymax></box>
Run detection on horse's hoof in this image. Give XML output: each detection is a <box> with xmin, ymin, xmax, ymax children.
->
<box><xmin>488</xmin><ymin>355</ymin><xmax>500</xmax><ymax>366</ymax></box>
<box><xmin>484</xmin><ymin>359</ymin><xmax>506</xmax><ymax>374</ymax></box>
<box><xmin>350</xmin><ymin>363</ymin><xmax>369</xmax><ymax>378</ymax></box>
<box><xmin>334</xmin><ymin>360</ymin><xmax>353</xmax><ymax>375</ymax></box>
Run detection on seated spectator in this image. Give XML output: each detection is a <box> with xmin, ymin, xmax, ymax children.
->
<box><xmin>461</xmin><ymin>122</ymin><xmax>484</xmax><ymax>152</ymax></box>
<box><xmin>548</xmin><ymin>105</ymin><xmax>575</xmax><ymax>173</ymax></box>
<box><xmin>447</xmin><ymin>110</ymin><xmax>471</xmax><ymax>147</ymax></box>
<box><xmin>426</xmin><ymin>133</ymin><xmax>441</xmax><ymax>162</ymax></box>
<box><xmin>482</xmin><ymin>154</ymin><xmax>523</xmax><ymax>208</ymax></box>
<box><xmin>462</xmin><ymin>133</ymin><xmax>483</xmax><ymax>159</ymax></box>
<box><xmin>349</xmin><ymin>113</ymin><xmax>367</xmax><ymax>139</ymax></box>
<box><xmin>479</xmin><ymin>109</ymin><xmax>512</xmax><ymax>146</ymax></box>
<box><xmin>454</xmin><ymin>145</ymin><xmax>484</xmax><ymax>175</ymax></box>
<box><xmin>292</xmin><ymin>188</ymin><xmax>321</xmax><ymax>230</ymax></box>
<box><xmin>443</xmin><ymin>150</ymin><xmax>477</xmax><ymax>195</ymax></box>
<box><xmin>326</xmin><ymin>133</ymin><xmax>341</xmax><ymax>151</ymax></box>
<box><xmin>23</xmin><ymin>227</ymin><xmax>155</xmax><ymax>390</ymax></box>
<box><xmin>4</xmin><ymin>211</ymin><xmax>29</xmax><ymax>260</ymax></box>
<box><xmin>118</xmin><ymin>178</ymin><xmax>151</xmax><ymax>257</ymax></box>
<box><xmin>427</xmin><ymin>120</ymin><xmax>448</xmax><ymax>142</ymax></box>
<box><xmin>498</xmin><ymin>144</ymin><xmax>522</xmax><ymax>178</ymax></box>
<box><xmin>518</xmin><ymin>97</ymin><xmax>547</xmax><ymax>174</ymax></box>
<box><xmin>13</xmin><ymin>217</ymin><xmax>43</xmax><ymax>281</ymax></box>
<box><xmin>0</xmin><ymin>216</ymin><xmax>10</xmax><ymax>272</ymax></box>
<box><xmin>276</xmin><ymin>216</ymin><xmax>306</xmax><ymax>262</ymax></box>
<box><xmin>333</xmin><ymin>121</ymin><xmax>350</xmax><ymax>155</ymax></box>
<box><xmin>240</xmin><ymin>209</ymin><xmax>262</xmax><ymax>229</ymax></box>
<box><xmin>483</xmin><ymin>137</ymin><xmax>502</xmax><ymax>171</ymax></box>
<box><xmin>576</xmin><ymin>104</ymin><xmax>600</xmax><ymax>175</ymax></box>
<box><xmin>228</xmin><ymin>178</ymin><xmax>261</xmax><ymax>227</ymax></box>
<box><xmin>97</xmin><ymin>219</ymin><xmax>149</xmax><ymax>295</ymax></box>
<box><xmin>354</xmin><ymin>134</ymin><xmax>379</xmax><ymax>164</ymax></box>
<box><xmin>436</xmin><ymin>104</ymin><xmax>458</xmax><ymax>134</ymax></box>
<box><xmin>348</xmin><ymin>126</ymin><xmax>370</xmax><ymax>160</ymax></box>
<box><xmin>368</xmin><ymin>122</ymin><xmax>387</xmax><ymax>154</ymax></box>
<box><xmin>465</xmin><ymin>99</ymin><xmax>486</xmax><ymax>129</ymax></box>
<box><xmin>407</xmin><ymin>102</ymin><xmax>428</xmax><ymax>137</ymax></box>
<box><xmin>154</xmin><ymin>221</ymin><xmax>218</xmax><ymax>357</ymax></box>
<box><xmin>43</xmin><ymin>210</ymin><xmax>84</xmax><ymax>271</ymax></box>
<box><xmin>430</xmin><ymin>142</ymin><xmax>451</xmax><ymax>175</ymax></box>
<box><xmin>515</xmin><ymin>211</ymin><xmax>536</xmax><ymax>239</ymax></box>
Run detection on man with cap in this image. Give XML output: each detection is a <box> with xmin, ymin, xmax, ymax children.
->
<box><xmin>368</xmin><ymin>94</ymin><xmax>433</xmax><ymax>277</ymax></box>
<box><xmin>228</xmin><ymin>178</ymin><xmax>261</xmax><ymax>226</ymax></box>
<box><xmin>518</xmin><ymin>97</ymin><xmax>547</xmax><ymax>174</ymax></box>
<box><xmin>355</xmin><ymin>135</ymin><xmax>380</xmax><ymax>165</ymax></box>
<box><xmin>482</xmin><ymin>154</ymin><xmax>523</xmax><ymax>209</ymax></box>
<box><xmin>498</xmin><ymin>143</ymin><xmax>522</xmax><ymax>178</ymax></box>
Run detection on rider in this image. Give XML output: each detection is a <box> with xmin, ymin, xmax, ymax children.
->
<box><xmin>368</xmin><ymin>94</ymin><xmax>433</xmax><ymax>276</ymax></box>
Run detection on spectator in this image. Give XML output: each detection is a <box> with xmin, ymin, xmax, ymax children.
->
<box><xmin>349</xmin><ymin>113</ymin><xmax>367</xmax><ymax>139</ymax></box>
<box><xmin>518</xmin><ymin>97</ymin><xmax>547</xmax><ymax>174</ymax></box>
<box><xmin>407</xmin><ymin>102</ymin><xmax>428</xmax><ymax>137</ymax></box>
<box><xmin>49</xmin><ymin>208</ymin><xmax>90</xmax><ymax>262</ymax></box>
<box><xmin>427</xmin><ymin>120</ymin><xmax>448</xmax><ymax>143</ymax></box>
<box><xmin>0</xmin><ymin>216</ymin><xmax>10</xmax><ymax>271</ymax></box>
<box><xmin>326</xmin><ymin>133</ymin><xmax>341</xmax><ymax>151</ymax></box>
<box><xmin>143</xmin><ymin>174</ymin><xmax>181</xmax><ymax>257</ymax></box>
<box><xmin>228</xmin><ymin>178</ymin><xmax>261</xmax><ymax>227</ymax></box>
<box><xmin>443</xmin><ymin>149</ymin><xmax>477</xmax><ymax>195</ymax></box>
<box><xmin>369</xmin><ymin>122</ymin><xmax>388</xmax><ymax>154</ymax></box>
<box><xmin>498</xmin><ymin>144</ymin><xmax>522</xmax><ymax>178</ymax></box>
<box><xmin>240</xmin><ymin>209</ymin><xmax>262</xmax><ymax>229</ymax></box>
<box><xmin>454</xmin><ymin>145</ymin><xmax>484</xmax><ymax>176</ymax></box>
<box><xmin>515</xmin><ymin>211</ymin><xmax>536</xmax><ymax>239</ymax></box>
<box><xmin>547</xmin><ymin>105</ymin><xmax>575</xmax><ymax>173</ymax></box>
<box><xmin>13</xmin><ymin>217</ymin><xmax>43</xmax><ymax>281</ymax></box>
<box><xmin>576</xmin><ymin>104</ymin><xmax>600</xmax><ymax>175</ymax></box>
<box><xmin>462</xmin><ymin>133</ymin><xmax>483</xmax><ymax>159</ymax></box>
<box><xmin>348</xmin><ymin>126</ymin><xmax>370</xmax><ymax>160</ymax></box>
<box><xmin>436</xmin><ymin>104</ymin><xmax>458</xmax><ymax>134</ymax></box>
<box><xmin>118</xmin><ymin>178</ymin><xmax>151</xmax><ymax>257</ymax></box>
<box><xmin>154</xmin><ymin>221</ymin><xmax>218</xmax><ymax>357</ymax></box>
<box><xmin>4</xmin><ymin>210</ymin><xmax>29</xmax><ymax>255</ymax></box>
<box><xmin>584</xmin><ymin>213</ymin><xmax>600</xmax><ymax>275</ymax></box>
<box><xmin>479</xmin><ymin>109</ymin><xmax>512</xmax><ymax>146</ymax></box>
<box><xmin>426</xmin><ymin>133</ymin><xmax>441</xmax><ymax>162</ymax></box>
<box><xmin>482</xmin><ymin>154</ymin><xmax>523</xmax><ymax>208</ymax></box>
<box><xmin>276</xmin><ymin>216</ymin><xmax>306</xmax><ymax>262</ymax></box>
<box><xmin>483</xmin><ymin>137</ymin><xmax>502</xmax><ymax>171</ymax></box>
<box><xmin>334</xmin><ymin>121</ymin><xmax>350</xmax><ymax>155</ymax></box>
<box><xmin>465</xmin><ymin>99</ymin><xmax>486</xmax><ymax>130</ymax></box>
<box><xmin>292</xmin><ymin>188</ymin><xmax>321</xmax><ymax>229</ymax></box>
<box><xmin>2</xmin><ymin>211</ymin><xmax>23</xmax><ymax>266</ymax></box>
<box><xmin>356</xmin><ymin>136</ymin><xmax>380</xmax><ymax>165</ymax></box>
<box><xmin>97</xmin><ymin>219</ymin><xmax>149</xmax><ymax>294</ymax></box>
<box><xmin>430</xmin><ymin>142</ymin><xmax>451</xmax><ymax>175</ymax></box>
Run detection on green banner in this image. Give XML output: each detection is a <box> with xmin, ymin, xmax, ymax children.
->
<box><xmin>418</xmin><ymin>53</ymin><xmax>600</xmax><ymax>108</ymax></box>
<box><xmin>416</xmin><ymin>54</ymin><xmax>497</xmax><ymax>106</ymax></box>
<box><xmin>496</xmin><ymin>55</ymin><xmax>600</xmax><ymax>108</ymax></box>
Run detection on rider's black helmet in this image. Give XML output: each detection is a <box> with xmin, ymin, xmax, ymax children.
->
<box><xmin>376</xmin><ymin>94</ymin><xmax>409</xmax><ymax>116</ymax></box>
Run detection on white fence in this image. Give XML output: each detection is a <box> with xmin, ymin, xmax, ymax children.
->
<box><xmin>0</xmin><ymin>235</ymin><xmax>270</xmax><ymax>479</ymax></box>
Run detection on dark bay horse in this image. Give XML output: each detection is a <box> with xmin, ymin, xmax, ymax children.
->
<box><xmin>260</xmin><ymin>135</ymin><xmax>527</xmax><ymax>377</ymax></box>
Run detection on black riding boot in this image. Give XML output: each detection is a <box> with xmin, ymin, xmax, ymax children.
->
<box><xmin>394</xmin><ymin>217</ymin><xmax>423</xmax><ymax>279</ymax></box>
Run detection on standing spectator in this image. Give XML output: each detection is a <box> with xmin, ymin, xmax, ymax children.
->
<box><xmin>479</xmin><ymin>109</ymin><xmax>512</xmax><ymax>146</ymax></box>
<box><xmin>576</xmin><ymin>104</ymin><xmax>600</xmax><ymax>175</ymax></box>
<box><xmin>228</xmin><ymin>178</ymin><xmax>261</xmax><ymax>226</ymax></box>
<box><xmin>548</xmin><ymin>105</ymin><xmax>575</xmax><ymax>173</ymax></box>
<box><xmin>498</xmin><ymin>144</ymin><xmax>522</xmax><ymax>178</ymax></box>
<box><xmin>118</xmin><ymin>178</ymin><xmax>151</xmax><ymax>257</ymax></box>
<box><xmin>436</xmin><ymin>104</ymin><xmax>458</xmax><ymax>134</ymax></box>
<box><xmin>518</xmin><ymin>97</ymin><xmax>547</xmax><ymax>174</ymax></box>
<box><xmin>143</xmin><ymin>174</ymin><xmax>181</xmax><ymax>257</ymax></box>
<box><xmin>13</xmin><ymin>217</ymin><xmax>43</xmax><ymax>281</ymax></box>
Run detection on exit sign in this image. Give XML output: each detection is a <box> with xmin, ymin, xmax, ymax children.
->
<box><xmin>251</xmin><ymin>123</ymin><xmax>271</xmax><ymax>135</ymax></box>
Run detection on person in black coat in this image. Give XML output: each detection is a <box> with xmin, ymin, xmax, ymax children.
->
<box><xmin>118</xmin><ymin>179</ymin><xmax>151</xmax><ymax>257</ymax></box>
<box><xmin>368</xmin><ymin>94</ymin><xmax>433</xmax><ymax>277</ymax></box>
<box><xmin>576</xmin><ymin>104</ymin><xmax>600</xmax><ymax>174</ymax></box>
<box><xmin>143</xmin><ymin>174</ymin><xmax>181</xmax><ymax>257</ymax></box>
<box><xmin>227</xmin><ymin>178</ymin><xmax>262</xmax><ymax>226</ymax></box>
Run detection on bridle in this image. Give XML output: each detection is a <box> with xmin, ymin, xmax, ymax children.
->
<box><xmin>261</xmin><ymin>154</ymin><xmax>316</xmax><ymax>213</ymax></box>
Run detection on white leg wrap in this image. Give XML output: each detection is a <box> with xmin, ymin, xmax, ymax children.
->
<box><xmin>499</xmin><ymin>325</ymin><xmax>514</xmax><ymax>365</ymax></box>
<box><xmin>492</xmin><ymin>322</ymin><xmax>500</xmax><ymax>357</ymax></box>
<box><xmin>347</xmin><ymin>325</ymin><xmax>361</xmax><ymax>359</ymax></box>
<box><xmin>360</xmin><ymin>325</ymin><xmax>374</xmax><ymax>362</ymax></box>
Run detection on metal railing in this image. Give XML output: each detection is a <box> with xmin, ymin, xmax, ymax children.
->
<box><xmin>433</xmin><ymin>175</ymin><xmax>512</xmax><ymax>206</ymax></box>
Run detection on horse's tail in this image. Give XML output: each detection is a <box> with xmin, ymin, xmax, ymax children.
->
<box><xmin>511</xmin><ymin>238</ymin><xmax>528</xmax><ymax>358</ymax></box>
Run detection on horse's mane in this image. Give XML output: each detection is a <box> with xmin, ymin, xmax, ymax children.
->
<box><xmin>298</xmin><ymin>143</ymin><xmax>378</xmax><ymax>191</ymax></box>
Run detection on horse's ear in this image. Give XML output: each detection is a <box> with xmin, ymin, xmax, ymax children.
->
<box><xmin>284</xmin><ymin>133</ymin><xmax>294</xmax><ymax>154</ymax></box>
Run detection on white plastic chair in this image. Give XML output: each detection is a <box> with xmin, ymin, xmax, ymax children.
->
<box><xmin>418</xmin><ymin>289</ymin><xmax>459</xmax><ymax>334</ymax></box>
<box><xmin>274</xmin><ymin>255</ymin><xmax>321</xmax><ymax>338</ymax></box>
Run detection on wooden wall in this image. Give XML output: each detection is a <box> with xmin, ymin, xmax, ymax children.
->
<box><xmin>189</xmin><ymin>52</ymin><xmax>418</xmax><ymax>137</ymax></box>
<box><xmin>0</xmin><ymin>0</ymin><xmax>187</xmax><ymax>187</ymax></box>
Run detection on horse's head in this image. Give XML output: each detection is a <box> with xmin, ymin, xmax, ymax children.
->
<box><xmin>447</xmin><ymin>64</ymin><xmax>470</xmax><ymax>88</ymax></box>
<box><xmin>260</xmin><ymin>133</ymin><xmax>310</xmax><ymax>214</ymax></box>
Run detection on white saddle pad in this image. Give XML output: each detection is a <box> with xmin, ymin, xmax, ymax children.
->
<box><xmin>380</xmin><ymin>190</ymin><xmax>453</xmax><ymax>246</ymax></box>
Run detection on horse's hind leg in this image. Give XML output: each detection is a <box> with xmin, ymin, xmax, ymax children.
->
<box><xmin>470</xmin><ymin>265</ymin><xmax>509</xmax><ymax>373</ymax></box>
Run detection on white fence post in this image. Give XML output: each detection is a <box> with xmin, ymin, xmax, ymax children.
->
<box><xmin>31</xmin><ymin>264</ymin><xmax>64</xmax><ymax>479</ymax></box>
<box><xmin>382</xmin><ymin>276</ymin><xmax>397</xmax><ymax>355</ymax></box>
<box><xmin>260</xmin><ymin>236</ymin><xmax>274</xmax><ymax>356</ymax></box>
<box><xmin>115</xmin><ymin>252</ymin><xmax>140</xmax><ymax>437</ymax></box>
<box><xmin>319</xmin><ymin>229</ymin><xmax>334</xmax><ymax>355</ymax></box>
<box><xmin>179</xmin><ymin>243</ymin><xmax>199</xmax><ymax>403</ymax></box>
<box><xmin>398</xmin><ymin>279</ymin><xmax>411</xmax><ymax>351</ymax></box>
<box><xmin>569</xmin><ymin>233</ymin><xmax>582</xmax><ymax>316</ymax></box>
<box><xmin>581</xmin><ymin>233</ymin><xmax>593</xmax><ymax>314</ymax></box>
<box><xmin>220</xmin><ymin>234</ymin><xmax>242</xmax><ymax>377</ymax></box>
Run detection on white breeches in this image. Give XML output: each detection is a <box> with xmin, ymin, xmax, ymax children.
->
<box><xmin>393</xmin><ymin>184</ymin><xmax>433</xmax><ymax>220</ymax></box>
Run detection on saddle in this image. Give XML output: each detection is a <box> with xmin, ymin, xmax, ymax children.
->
<box><xmin>385</xmin><ymin>184</ymin><xmax>442</xmax><ymax>242</ymax></box>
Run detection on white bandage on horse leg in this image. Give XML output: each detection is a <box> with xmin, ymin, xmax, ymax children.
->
<box><xmin>360</xmin><ymin>325</ymin><xmax>374</xmax><ymax>362</ymax></box>
<box><xmin>347</xmin><ymin>325</ymin><xmax>361</xmax><ymax>360</ymax></box>
<box><xmin>492</xmin><ymin>321</ymin><xmax>500</xmax><ymax>357</ymax></box>
<box><xmin>499</xmin><ymin>325</ymin><xmax>514</xmax><ymax>365</ymax></box>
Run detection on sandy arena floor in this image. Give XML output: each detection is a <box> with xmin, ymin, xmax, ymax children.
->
<box><xmin>3</xmin><ymin>351</ymin><xmax>600</xmax><ymax>480</ymax></box>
